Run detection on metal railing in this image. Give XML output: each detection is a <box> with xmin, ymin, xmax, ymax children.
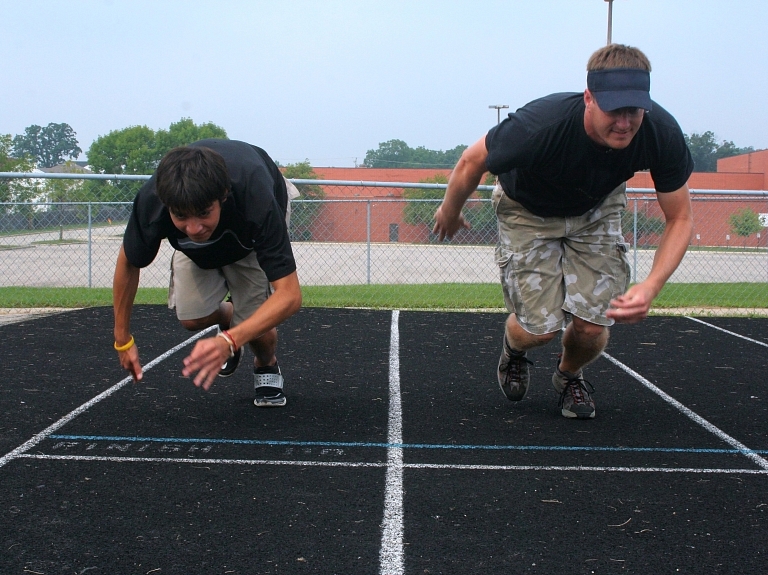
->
<box><xmin>1</xmin><ymin>172</ymin><xmax>767</xmax><ymax>311</ymax></box>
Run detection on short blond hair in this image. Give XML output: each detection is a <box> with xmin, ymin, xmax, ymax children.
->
<box><xmin>587</xmin><ymin>44</ymin><xmax>651</xmax><ymax>72</ymax></box>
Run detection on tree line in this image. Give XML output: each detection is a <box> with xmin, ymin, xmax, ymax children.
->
<box><xmin>0</xmin><ymin>120</ymin><xmax>760</xmax><ymax>207</ymax></box>
<box><xmin>2</xmin><ymin>122</ymin><xmax>758</xmax><ymax>175</ymax></box>
<box><xmin>365</xmin><ymin>134</ymin><xmax>756</xmax><ymax>171</ymax></box>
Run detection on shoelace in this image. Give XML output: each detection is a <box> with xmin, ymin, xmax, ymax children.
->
<box><xmin>500</xmin><ymin>352</ymin><xmax>533</xmax><ymax>385</ymax></box>
<box><xmin>558</xmin><ymin>375</ymin><xmax>595</xmax><ymax>408</ymax></box>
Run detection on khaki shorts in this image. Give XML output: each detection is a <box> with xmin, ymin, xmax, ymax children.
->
<box><xmin>492</xmin><ymin>184</ymin><xmax>631</xmax><ymax>335</ymax></box>
<box><xmin>168</xmin><ymin>250</ymin><xmax>272</xmax><ymax>327</ymax></box>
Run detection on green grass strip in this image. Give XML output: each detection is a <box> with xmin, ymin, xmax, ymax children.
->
<box><xmin>0</xmin><ymin>283</ymin><xmax>766</xmax><ymax>311</ymax></box>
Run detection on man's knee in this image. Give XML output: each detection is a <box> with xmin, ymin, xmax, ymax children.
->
<box><xmin>179</xmin><ymin>318</ymin><xmax>205</xmax><ymax>331</ymax></box>
<box><xmin>570</xmin><ymin>317</ymin><xmax>608</xmax><ymax>339</ymax></box>
<box><xmin>507</xmin><ymin>315</ymin><xmax>559</xmax><ymax>347</ymax></box>
<box><xmin>179</xmin><ymin>314</ymin><xmax>219</xmax><ymax>331</ymax></box>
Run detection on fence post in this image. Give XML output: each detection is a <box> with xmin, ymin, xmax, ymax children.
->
<box><xmin>632</xmin><ymin>199</ymin><xmax>638</xmax><ymax>283</ymax></box>
<box><xmin>88</xmin><ymin>202</ymin><xmax>93</xmax><ymax>288</ymax></box>
<box><xmin>366</xmin><ymin>200</ymin><xmax>372</xmax><ymax>285</ymax></box>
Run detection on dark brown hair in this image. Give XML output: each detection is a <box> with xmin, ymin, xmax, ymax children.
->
<box><xmin>155</xmin><ymin>146</ymin><xmax>231</xmax><ymax>216</ymax></box>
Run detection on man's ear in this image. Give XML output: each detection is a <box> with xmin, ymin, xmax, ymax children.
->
<box><xmin>583</xmin><ymin>89</ymin><xmax>594</xmax><ymax>106</ymax></box>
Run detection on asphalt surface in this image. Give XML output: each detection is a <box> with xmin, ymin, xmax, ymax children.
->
<box><xmin>1</xmin><ymin>306</ymin><xmax>767</xmax><ymax>574</ymax></box>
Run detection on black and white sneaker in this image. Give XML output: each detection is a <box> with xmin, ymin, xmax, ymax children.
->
<box><xmin>218</xmin><ymin>333</ymin><xmax>242</xmax><ymax>378</ymax></box>
<box><xmin>254</xmin><ymin>363</ymin><xmax>286</xmax><ymax>407</ymax></box>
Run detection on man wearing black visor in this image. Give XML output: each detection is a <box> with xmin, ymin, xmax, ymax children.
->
<box><xmin>433</xmin><ymin>44</ymin><xmax>693</xmax><ymax>419</ymax></box>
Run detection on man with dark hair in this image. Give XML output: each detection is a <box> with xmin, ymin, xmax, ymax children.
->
<box><xmin>433</xmin><ymin>44</ymin><xmax>694</xmax><ymax>419</ymax></box>
<box><xmin>113</xmin><ymin>139</ymin><xmax>302</xmax><ymax>407</ymax></box>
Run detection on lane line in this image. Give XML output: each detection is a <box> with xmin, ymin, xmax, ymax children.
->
<box><xmin>601</xmin><ymin>351</ymin><xmax>768</xmax><ymax>471</ymax></box>
<box><xmin>405</xmin><ymin>462</ymin><xmax>768</xmax><ymax>475</ymax></box>
<box><xmin>20</xmin><ymin>453</ymin><xmax>385</xmax><ymax>468</ymax></box>
<box><xmin>685</xmin><ymin>316</ymin><xmax>768</xmax><ymax>348</ymax></box>
<box><xmin>0</xmin><ymin>327</ymin><xmax>215</xmax><ymax>470</ymax></box>
<box><xmin>18</xmin><ymin>453</ymin><xmax>768</xmax><ymax>476</ymax></box>
<box><xmin>47</xmin><ymin>434</ymin><xmax>768</xmax><ymax>455</ymax></box>
<box><xmin>379</xmin><ymin>310</ymin><xmax>404</xmax><ymax>575</ymax></box>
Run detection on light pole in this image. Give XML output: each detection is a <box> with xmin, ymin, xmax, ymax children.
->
<box><xmin>604</xmin><ymin>0</ymin><xmax>614</xmax><ymax>45</ymax></box>
<box><xmin>488</xmin><ymin>104</ymin><xmax>509</xmax><ymax>125</ymax></box>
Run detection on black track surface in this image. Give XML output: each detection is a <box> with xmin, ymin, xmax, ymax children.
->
<box><xmin>1</xmin><ymin>307</ymin><xmax>766</xmax><ymax>574</ymax></box>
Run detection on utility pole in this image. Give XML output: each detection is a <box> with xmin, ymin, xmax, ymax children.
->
<box><xmin>605</xmin><ymin>0</ymin><xmax>614</xmax><ymax>45</ymax></box>
<box><xmin>488</xmin><ymin>104</ymin><xmax>509</xmax><ymax>125</ymax></box>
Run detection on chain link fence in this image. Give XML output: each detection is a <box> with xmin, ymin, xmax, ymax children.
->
<box><xmin>1</xmin><ymin>173</ymin><xmax>767</xmax><ymax>312</ymax></box>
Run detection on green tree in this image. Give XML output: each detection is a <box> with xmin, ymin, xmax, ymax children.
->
<box><xmin>1</xmin><ymin>134</ymin><xmax>36</xmax><ymax>207</ymax></box>
<box><xmin>466</xmin><ymin>173</ymin><xmax>498</xmax><ymax>235</ymax></box>
<box><xmin>729</xmin><ymin>208</ymin><xmax>763</xmax><ymax>247</ymax></box>
<box><xmin>12</xmin><ymin>122</ymin><xmax>82</xmax><ymax>168</ymax></box>
<box><xmin>87</xmin><ymin>125</ymin><xmax>157</xmax><ymax>175</ymax></box>
<box><xmin>403</xmin><ymin>173</ymin><xmax>496</xmax><ymax>242</ymax></box>
<box><xmin>402</xmin><ymin>174</ymin><xmax>447</xmax><ymax>225</ymax></box>
<box><xmin>87</xmin><ymin>125</ymin><xmax>157</xmax><ymax>201</ymax></box>
<box><xmin>87</xmin><ymin>118</ymin><xmax>228</xmax><ymax>177</ymax></box>
<box><xmin>41</xmin><ymin>161</ymin><xmax>92</xmax><ymax>203</ymax></box>
<box><xmin>684</xmin><ymin>131</ymin><xmax>754</xmax><ymax>172</ymax></box>
<box><xmin>282</xmin><ymin>160</ymin><xmax>325</xmax><ymax>241</ymax></box>
<box><xmin>364</xmin><ymin>140</ymin><xmax>467</xmax><ymax>168</ymax></box>
<box><xmin>154</xmin><ymin>118</ymin><xmax>228</xmax><ymax>157</ymax></box>
<box><xmin>621</xmin><ymin>209</ymin><xmax>665</xmax><ymax>245</ymax></box>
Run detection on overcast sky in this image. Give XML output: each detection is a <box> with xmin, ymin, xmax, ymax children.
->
<box><xmin>2</xmin><ymin>0</ymin><xmax>766</xmax><ymax>167</ymax></box>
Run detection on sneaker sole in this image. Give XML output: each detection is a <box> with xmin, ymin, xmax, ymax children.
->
<box><xmin>561</xmin><ymin>407</ymin><xmax>595</xmax><ymax>419</ymax></box>
<box><xmin>254</xmin><ymin>397</ymin><xmax>287</xmax><ymax>408</ymax></box>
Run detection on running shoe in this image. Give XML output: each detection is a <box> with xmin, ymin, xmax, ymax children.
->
<box><xmin>497</xmin><ymin>335</ymin><xmax>533</xmax><ymax>401</ymax></box>
<box><xmin>553</xmin><ymin>365</ymin><xmax>595</xmax><ymax>419</ymax></box>
<box><xmin>254</xmin><ymin>363</ymin><xmax>286</xmax><ymax>407</ymax></box>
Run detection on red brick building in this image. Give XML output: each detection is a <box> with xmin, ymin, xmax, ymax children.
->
<box><xmin>289</xmin><ymin>151</ymin><xmax>768</xmax><ymax>246</ymax></box>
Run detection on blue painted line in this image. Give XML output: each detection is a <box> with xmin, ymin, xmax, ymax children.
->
<box><xmin>48</xmin><ymin>434</ymin><xmax>768</xmax><ymax>455</ymax></box>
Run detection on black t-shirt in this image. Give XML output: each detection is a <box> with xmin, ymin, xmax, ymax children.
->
<box><xmin>485</xmin><ymin>92</ymin><xmax>694</xmax><ymax>217</ymax></box>
<box><xmin>123</xmin><ymin>139</ymin><xmax>296</xmax><ymax>281</ymax></box>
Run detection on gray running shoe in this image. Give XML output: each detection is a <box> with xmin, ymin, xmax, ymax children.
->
<box><xmin>497</xmin><ymin>336</ymin><xmax>533</xmax><ymax>401</ymax></box>
<box><xmin>554</xmin><ymin>366</ymin><xmax>595</xmax><ymax>419</ymax></box>
<box><xmin>254</xmin><ymin>363</ymin><xmax>286</xmax><ymax>407</ymax></box>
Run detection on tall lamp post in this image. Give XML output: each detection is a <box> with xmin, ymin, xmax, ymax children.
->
<box><xmin>605</xmin><ymin>0</ymin><xmax>614</xmax><ymax>45</ymax></box>
<box><xmin>488</xmin><ymin>104</ymin><xmax>509</xmax><ymax>125</ymax></box>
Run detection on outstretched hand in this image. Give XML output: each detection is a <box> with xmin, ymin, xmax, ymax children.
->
<box><xmin>606</xmin><ymin>284</ymin><xmax>655</xmax><ymax>324</ymax></box>
<box><xmin>432</xmin><ymin>204</ymin><xmax>471</xmax><ymax>241</ymax></box>
<box><xmin>182</xmin><ymin>336</ymin><xmax>230</xmax><ymax>391</ymax></box>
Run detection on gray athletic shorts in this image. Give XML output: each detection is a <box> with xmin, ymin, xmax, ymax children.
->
<box><xmin>168</xmin><ymin>182</ymin><xmax>297</xmax><ymax>327</ymax></box>
<box><xmin>168</xmin><ymin>250</ymin><xmax>272</xmax><ymax>327</ymax></box>
<box><xmin>492</xmin><ymin>184</ymin><xmax>631</xmax><ymax>335</ymax></box>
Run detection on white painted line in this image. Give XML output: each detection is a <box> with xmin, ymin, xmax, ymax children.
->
<box><xmin>0</xmin><ymin>326</ymin><xmax>215</xmax><ymax>470</ymax></box>
<box><xmin>685</xmin><ymin>316</ymin><xmax>768</xmax><ymax>348</ymax></box>
<box><xmin>601</xmin><ymin>351</ymin><xmax>768</xmax><ymax>471</ymax></box>
<box><xmin>404</xmin><ymin>462</ymin><xmax>768</xmax><ymax>475</ymax></box>
<box><xmin>19</xmin><ymin>453</ymin><xmax>386</xmax><ymax>468</ymax></box>
<box><xmin>18</xmin><ymin>453</ymin><xmax>768</xmax><ymax>476</ymax></box>
<box><xmin>379</xmin><ymin>310</ymin><xmax>404</xmax><ymax>575</ymax></box>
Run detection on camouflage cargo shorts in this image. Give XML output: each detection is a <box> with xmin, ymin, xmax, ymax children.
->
<box><xmin>492</xmin><ymin>184</ymin><xmax>631</xmax><ymax>335</ymax></box>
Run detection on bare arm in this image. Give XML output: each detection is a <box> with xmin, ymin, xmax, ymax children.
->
<box><xmin>113</xmin><ymin>244</ymin><xmax>143</xmax><ymax>381</ymax></box>
<box><xmin>433</xmin><ymin>136</ymin><xmax>490</xmax><ymax>241</ymax></box>
<box><xmin>607</xmin><ymin>184</ymin><xmax>693</xmax><ymax>323</ymax></box>
<box><xmin>181</xmin><ymin>270</ymin><xmax>302</xmax><ymax>389</ymax></box>
<box><xmin>224</xmin><ymin>270</ymin><xmax>302</xmax><ymax>349</ymax></box>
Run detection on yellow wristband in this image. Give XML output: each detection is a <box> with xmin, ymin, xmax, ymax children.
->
<box><xmin>114</xmin><ymin>335</ymin><xmax>135</xmax><ymax>352</ymax></box>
